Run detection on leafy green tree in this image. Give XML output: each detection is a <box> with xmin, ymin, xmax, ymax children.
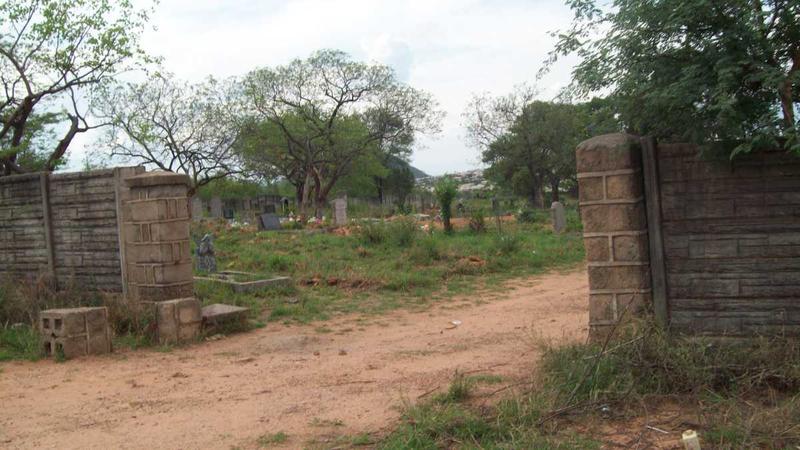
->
<box><xmin>482</xmin><ymin>101</ymin><xmax>612</xmax><ymax>206</ymax></box>
<box><xmin>0</xmin><ymin>0</ymin><xmax>153</xmax><ymax>175</ymax></box>
<box><xmin>243</xmin><ymin>49</ymin><xmax>442</xmax><ymax>215</ymax></box>
<box><xmin>434</xmin><ymin>176</ymin><xmax>458</xmax><ymax>234</ymax></box>
<box><xmin>384</xmin><ymin>159</ymin><xmax>416</xmax><ymax>211</ymax></box>
<box><xmin>547</xmin><ymin>0</ymin><xmax>800</xmax><ymax>154</ymax></box>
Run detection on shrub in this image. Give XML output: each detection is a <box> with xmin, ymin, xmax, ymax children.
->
<box><xmin>357</xmin><ymin>220</ymin><xmax>388</xmax><ymax>245</ymax></box>
<box><xmin>281</xmin><ymin>219</ymin><xmax>303</xmax><ymax>230</ymax></box>
<box><xmin>516</xmin><ymin>208</ymin><xmax>537</xmax><ymax>224</ymax></box>
<box><xmin>468</xmin><ymin>208</ymin><xmax>487</xmax><ymax>233</ymax></box>
<box><xmin>409</xmin><ymin>235</ymin><xmax>443</xmax><ymax>264</ymax></box>
<box><xmin>388</xmin><ymin>217</ymin><xmax>418</xmax><ymax>247</ymax></box>
<box><xmin>434</xmin><ymin>177</ymin><xmax>458</xmax><ymax>234</ymax></box>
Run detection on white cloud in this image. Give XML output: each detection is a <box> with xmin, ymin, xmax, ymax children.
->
<box><xmin>69</xmin><ymin>0</ymin><xmax>577</xmax><ymax>175</ymax></box>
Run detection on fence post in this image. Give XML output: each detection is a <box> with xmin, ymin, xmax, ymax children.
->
<box><xmin>576</xmin><ymin>133</ymin><xmax>652</xmax><ymax>341</ymax></box>
<box><xmin>640</xmin><ymin>137</ymin><xmax>669</xmax><ymax>327</ymax></box>
<box><xmin>38</xmin><ymin>173</ymin><xmax>56</xmax><ymax>288</ymax></box>
<box><xmin>121</xmin><ymin>171</ymin><xmax>193</xmax><ymax>302</ymax></box>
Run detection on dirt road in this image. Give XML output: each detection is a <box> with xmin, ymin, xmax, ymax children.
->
<box><xmin>0</xmin><ymin>270</ymin><xmax>588</xmax><ymax>449</ymax></box>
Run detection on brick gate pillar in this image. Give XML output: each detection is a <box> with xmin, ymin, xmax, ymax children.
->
<box><xmin>576</xmin><ymin>134</ymin><xmax>652</xmax><ymax>340</ymax></box>
<box><xmin>121</xmin><ymin>171</ymin><xmax>194</xmax><ymax>301</ymax></box>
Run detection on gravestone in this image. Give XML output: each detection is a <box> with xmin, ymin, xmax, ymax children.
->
<box><xmin>191</xmin><ymin>197</ymin><xmax>204</xmax><ymax>221</ymax></box>
<box><xmin>333</xmin><ymin>196</ymin><xmax>347</xmax><ymax>226</ymax></box>
<box><xmin>259</xmin><ymin>213</ymin><xmax>281</xmax><ymax>230</ymax></box>
<box><xmin>551</xmin><ymin>201</ymin><xmax>566</xmax><ymax>234</ymax></box>
<box><xmin>209</xmin><ymin>197</ymin><xmax>223</xmax><ymax>218</ymax></box>
<box><xmin>195</xmin><ymin>233</ymin><xmax>217</xmax><ymax>273</ymax></box>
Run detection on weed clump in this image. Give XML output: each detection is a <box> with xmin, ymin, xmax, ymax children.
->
<box><xmin>468</xmin><ymin>208</ymin><xmax>487</xmax><ymax>233</ymax></box>
<box><xmin>494</xmin><ymin>233</ymin><xmax>521</xmax><ymax>255</ymax></box>
<box><xmin>357</xmin><ymin>220</ymin><xmax>388</xmax><ymax>245</ymax></box>
<box><xmin>388</xmin><ymin>217</ymin><xmax>418</xmax><ymax>247</ymax></box>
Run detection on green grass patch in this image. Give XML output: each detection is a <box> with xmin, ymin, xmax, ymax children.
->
<box><xmin>193</xmin><ymin>219</ymin><xmax>584</xmax><ymax>325</ymax></box>
<box><xmin>0</xmin><ymin>325</ymin><xmax>42</xmax><ymax>362</ymax></box>
<box><xmin>257</xmin><ymin>431</ymin><xmax>288</xmax><ymax>447</ymax></box>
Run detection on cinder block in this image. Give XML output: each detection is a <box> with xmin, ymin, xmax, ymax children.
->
<box><xmin>617</xmin><ymin>293</ymin><xmax>650</xmax><ymax>316</ymax></box>
<box><xmin>588</xmin><ymin>265</ymin><xmax>651</xmax><ymax>291</ymax></box>
<box><xmin>613</xmin><ymin>234</ymin><xmax>649</xmax><ymax>262</ymax></box>
<box><xmin>153</xmin><ymin>262</ymin><xmax>193</xmax><ymax>284</ymax></box>
<box><xmin>576</xmin><ymin>133</ymin><xmax>641</xmax><ymax>173</ymax></box>
<box><xmin>589</xmin><ymin>294</ymin><xmax>616</xmax><ymax>323</ymax></box>
<box><xmin>584</xmin><ymin>236</ymin><xmax>611</xmax><ymax>262</ymax></box>
<box><xmin>152</xmin><ymin>298</ymin><xmax>201</xmax><ymax>345</ymax></box>
<box><xmin>148</xmin><ymin>222</ymin><xmax>190</xmax><ymax>242</ymax></box>
<box><xmin>132</xmin><ymin>282</ymin><xmax>194</xmax><ymax>302</ymax></box>
<box><xmin>39</xmin><ymin>307</ymin><xmax>112</xmax><ymax>359</ymax></box>
<box><xmin>581</xmin><ymin>203</ymin><xmax>647</xmax><ymax>232</ymax></box>
<box><xmin>605</xmin><ymin>173</ymin><xmax>643</xmax><ymax>200</ymax></box>
<box><xmin>40</xmin><ymin>308</ymin><xmax>87</xmax><ymax>337</ymax></box>
<box><xmin>578</xmin><ymin>176</ymin><xmax>605</xmax><ymax>202</ymax></box>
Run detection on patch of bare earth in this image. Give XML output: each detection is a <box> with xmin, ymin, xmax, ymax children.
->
<box><xmin>0</xmin><ymin>270</ymin><xmax>589</xmax><ymax>449</ymax></box>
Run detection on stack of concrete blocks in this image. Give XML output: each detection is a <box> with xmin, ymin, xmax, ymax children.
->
<box><xmin>576</xmin><ymin>134</ymin><xmax>651</xmax><ymax>341</ymax></box>
<box><xmin>40</xmin><ymin>307</ymin><xmax>112</xmax><ymax>359</ymax></box>
<box><xmin>121</xmin><ymin>171</ymin><xmax>201</xmax><ymax>345</ymax></box>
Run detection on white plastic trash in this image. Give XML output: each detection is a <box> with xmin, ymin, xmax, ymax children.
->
<box><xmin>682</xmin><ymin>430</ymin><xmax>701</xmax><ymax>450</ymax></box>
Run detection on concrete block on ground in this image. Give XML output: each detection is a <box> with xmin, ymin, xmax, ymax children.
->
<box><xmin>202</xmin><ymin>304</ymin><xmax>249</xmax><ymax>329</ymax></box>
<box><xmin>152</xmin><ymin>298</ymin><xmax>202</xmax><ymax>345</ymax></box>
<box><xmin>39</xmin><ymin>307</ymin><xmax>112</xmax><ymax>359</ymax></box>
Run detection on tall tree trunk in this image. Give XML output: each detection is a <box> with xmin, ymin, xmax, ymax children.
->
<box><xmin>550</xmin><ymin>178</ymin><xmax>560</xmax><ymax>203</ymax></box>
<box><xmin>779</xmin><ymin>51</ymin><xmax>798</xmax><ymax>128</ymax></box>
<box><xmin>301</xmin><ymin>172</ymin><xmax>313</xmax><ymax>216</ymax></box>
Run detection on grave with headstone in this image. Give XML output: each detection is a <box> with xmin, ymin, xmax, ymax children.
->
<box><xmin>551</xmin><ymin>201</ymin><xmax>566</xmax><ymax>234</ymax></box>
<box><xmin>259</xmin><ymin>213</ymin><xmax>281</xmax><ymax>230</ymax></box>
<box><xmin>209</xmin><ymin>197</ymin><xmax>223</xmax><ymax>218</ymax></box>
<box><xmin>333</xmin><ymin>196</ymin><xmax>347</xmax><ymax>226</ymax></box>
<box><xmin>195</xmin><ymin>233</ymin><xmax>217</xmax><ymax>273</ymax></box>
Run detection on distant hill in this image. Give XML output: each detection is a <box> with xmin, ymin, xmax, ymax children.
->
<box><xmin>409</xmin><ymin>165</ymin><xmax>428</xmax><ymax>179</ymax></box>
<box><xmin>416</xmin><ymin>169</ymin><xmax>490</xmax><ymax>192</ymax></box>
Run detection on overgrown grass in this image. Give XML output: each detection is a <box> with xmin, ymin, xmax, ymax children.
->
<box><xmin>0</xmin><ymin>325</ymin><xmax>42</xmax><ymax>361</ymax></box>
<box><xmin>381</xmin><ymin>373</ymin><xmax>600</xmax><ymax>449</ymax></box>
<box><xmin>382</xmin><ymin>321</ymin><xmax>800</xmax><ymax>449</ymax></box>
<box><xmin>193</xmin><ymin>219</ymin><xmax>584</xmax><ymax>325</ymax></box>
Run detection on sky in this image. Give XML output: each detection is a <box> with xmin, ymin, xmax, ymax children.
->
<box><xmin>72</xmin><ymin>0</ymin><xmax>578</xmax><ymax>176</ymax></box>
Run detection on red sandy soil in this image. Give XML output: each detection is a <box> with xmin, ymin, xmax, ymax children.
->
<box><xmin>0</xmin><ymin>270</ymin><xmax>590</xmax><ymax>449</ymax></box>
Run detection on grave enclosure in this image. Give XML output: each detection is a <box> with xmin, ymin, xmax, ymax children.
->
<box><xmin>578</xmin><ymin>134</ymin><xmax>800</xmax><ymax>338</ymax></box>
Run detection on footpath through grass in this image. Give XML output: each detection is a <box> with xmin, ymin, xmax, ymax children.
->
<box><xmin>194</xmin><ymin>217</ymin><xmax>584</xmax><ymax>324</ymax></box>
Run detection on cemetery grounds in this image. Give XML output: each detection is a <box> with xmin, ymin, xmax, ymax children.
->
<box><xmin>3</xmin><ymin>211</ymin><xmax>800</xmax><ymax>449</ymax></box>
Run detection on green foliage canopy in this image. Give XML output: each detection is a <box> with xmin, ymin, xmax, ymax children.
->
<box><xmin>0</xmin><ymin>0</ymin><xmax>153</xmax><ymax>175</ymax></box>
<box><xmin>547</xmin><ymin>0</ymin><xmax>800</xmax><ymax>155</ymax></box>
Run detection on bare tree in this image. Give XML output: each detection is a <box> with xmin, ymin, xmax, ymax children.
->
<box><xmin>0</xmin><ymin>0</ymin><xmax>152</xmax><ymax>175</ymax></box>
<box><xmin>94</xmin><ymin>73</ymin><xmax>241</xmax><ymax>194</ymax></box>
<box><xmin>462</xmin><ymin>84</ymin><xmax>538</xmax><ymax>151</ymax></box>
